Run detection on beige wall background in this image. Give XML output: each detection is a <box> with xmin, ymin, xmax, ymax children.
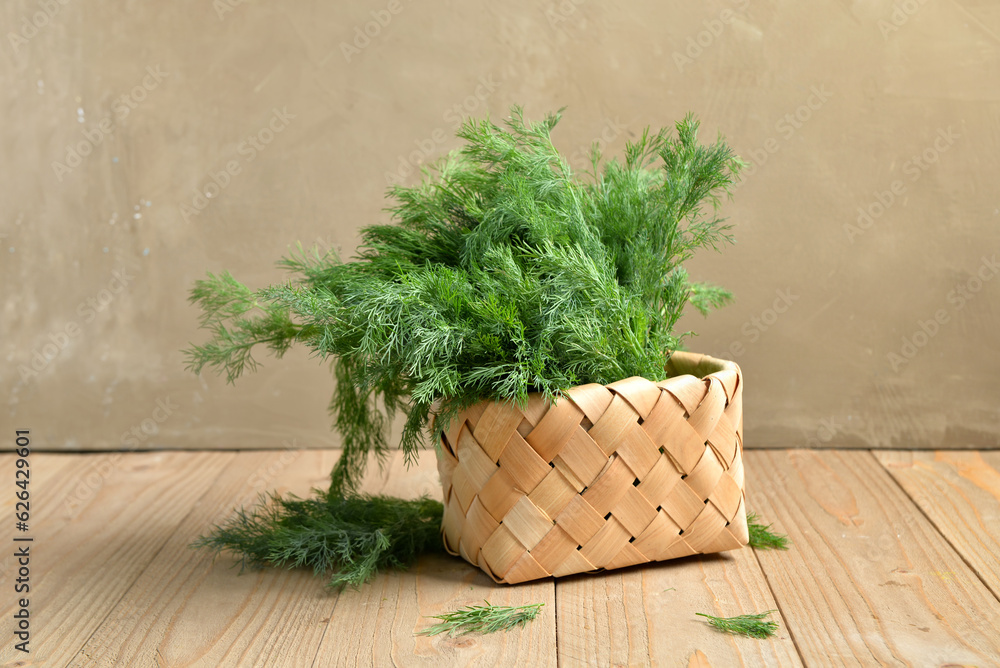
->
<box><xmin>3</xmin><ymin>0</ymin><xmax>999</xmax><ymax>453</ymax></box>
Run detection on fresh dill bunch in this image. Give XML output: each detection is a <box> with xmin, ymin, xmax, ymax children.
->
<box><xmin>696</xmin><ymin>610</ymin><xmax>779</xmax><ymax>639</ymax></box>
<box><xmin>418</xmin><ymin>601</ymin><xmax>545</xmax><ymax>637</ymax></box>
<box><xmin>747</xmin><ymin>512</ymin><xmax>790</xmax><ymax>550</ymax></box>
<box><xmin>192</xmin><ymin>492</ymin><xmax>444</xmax><ymax>589</ymax></box>
<box><xmin>185</xmin><ymin>105</ymin><xmax>742</xmax><ymax>495</ymax></box>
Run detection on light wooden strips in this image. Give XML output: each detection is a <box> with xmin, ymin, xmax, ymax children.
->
<box><xmin>69</xmin><ymin>451</ymin><xmax>343</xmax><ymax>668</ymax></box>
<box><xmin>437</xmin><ymin>351</ymin><xmax>748</xmax><ymax>584</ymax></box>
<box><xmin>875</xmin><ymin>450</ymin><xmax>1000</xmax><ymax>599</ymax></box>
<box><xmin>747</xmin><ymin>449</ymin><xmax>1000</xmax><ymax>665</ymax></box>
<box><xmin>555</xmin><ymin>538</ymin><xmax>801</xmax><ymax>667</ymax></box>
<box><xmin>0</xmin><ymin>452</ymin><xmax>234</xmax><ymax>666</ymax></box>
<box><xmin>317</xmin><ymin>449</ymin><xmax>558</xmax><ymax>667</ymax></box>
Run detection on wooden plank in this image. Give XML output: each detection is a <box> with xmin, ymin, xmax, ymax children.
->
<box><xmin>313</xmin><ymin>450</ymin><xmax>557</xmax><ymax>667</ymax></box>
<box><xmin>745</xmin><ymin>449</ymin><xmax>1000</xmax><ymax>666</ymax></box>
<box><xmin>555</xmin><ymin>546</ymin><xmax>801</xmax><ymax>667</ymax></box>
<box><xmin>0</xmin><ymin>451</ymin><xmax>234</xmax><ymax>666</ymax></box>
<box><xmin>0</xmin><ymin>454</ymin><xmax>80</xmax><ymax>586</ymax></box>
<box><xmin>71</xmin><ymin>448</ymin><xmax>346</xmax><ymax>667</ymax></box>
<box><xmin>875</xmin><ymin>450</ymin><xmax>1000</xmax><ymax>600</ymax></box>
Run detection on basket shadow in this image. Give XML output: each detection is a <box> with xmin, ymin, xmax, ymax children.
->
<box><xmin>414</xmin><ymin>549</ymin><xmax>737</xmax><ymax>588</ymax></box>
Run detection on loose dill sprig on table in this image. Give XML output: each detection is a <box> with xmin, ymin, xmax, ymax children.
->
<box><xmin>418</xmin><ymin>601</ymin><xmax>545</xmax><ymax>637</ymax></box>
<box><xmin>191</xmin><ymin>492</ymin><xmax>444</xmax><ymax>589</ymax></box>
<box><xmin>747</xmin><ymin>512</ymin><xmax>790</xmax><ymax>550</ymax></box>
<box><xmin>695</xmin><ymin>610</ymin><xmax>779</xmax><ymax>639</ymax></box>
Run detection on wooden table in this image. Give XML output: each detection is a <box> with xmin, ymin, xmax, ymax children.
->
<box><xmin>4</xmin><ymin>448</ymin><xmax>1000</xmax><ymax>667</ymax></box>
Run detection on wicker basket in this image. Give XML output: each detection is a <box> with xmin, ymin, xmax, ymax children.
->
<box><xmin>434</xmin><ymin>351</ymin><xmax>747</xmax><ymax>584</ymax></box>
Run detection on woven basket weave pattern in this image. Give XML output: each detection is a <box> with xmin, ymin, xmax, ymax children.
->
<box><xmin>436</xmin><ymin>352</ymin><xmax>747</xmax><ymax>584</ymax></box>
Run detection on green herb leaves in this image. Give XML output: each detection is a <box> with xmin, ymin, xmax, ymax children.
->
<box><xmin>418</xmin><ymin>601</ymin><xmax>545</xmax><ymax>637</ymax></box>
<box><xmin>693</xmin><ymin>515</ymin><xmax>787</xmax><ymax>641</ymax></box>
<box><xmin>747</xmin><ymin>512</ymin><xmax>790</xmax><ymax>550</ymax></box>
<box><xmin>186</xmin><ymin>106</ymin><xmax>741</xmax><ymax>494</ymax></box>
<box><xmin>696</xmin><ymin>610</ymin><xmax>780</xmax><ymax>639</ymax></box>
<box><xmin>192</xmin><ymin>492</ymin><xmax>444</xmax><ymax>589</ymax></box>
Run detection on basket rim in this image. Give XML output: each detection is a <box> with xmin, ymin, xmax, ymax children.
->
<box><xmin>664</xmin><ymin>350</ymin><xmax>740</xmax><ymax>380</ymax></box>
<box><xmin>430</xmin><ymin>350</ymin><xmax>740</xmax><ymax>434</ymax></box>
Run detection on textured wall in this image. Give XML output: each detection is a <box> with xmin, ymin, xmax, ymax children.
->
<box><xmin>3</xmin><ymin>0</ymin><xmax>999</xmax><ymax>452</ymax></box>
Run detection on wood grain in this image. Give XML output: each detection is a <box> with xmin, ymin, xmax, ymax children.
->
<box><xmin>70</xmin><ymin>449</ymin><xmax>341</xmax><ymax>667</ymax></box>
<box><xmin>0</xmin><ymin>451</ymin><xmax>233</xmax><ymax>666</ymax></box>
<box><xmin>313</xmin><ymin>450</ymin><xmax>557</xmax><ymax>667</ymax></box>
<box><xmin>555</xmin><ymin>545</ymin><xmax>800</xmax><ymax>667</ymax></box>
<box><xmin>0</xmin><ymin>454</ymin><xmax>80</xmax><ymax>596</ymax></box>
<box><xmin>745</xmin><ymin>449</ymin><xmax>1000</xmax><ymax>667</ymax></box>
<box><xmin>15</xmin><ymin>448</ymin><xmax>1000</xmax><ymax>666</ymax></box>
<box><xmin>875</xmin><ymin>450</ymin><xmax>1000</xmax><ymax>600</ymax></box>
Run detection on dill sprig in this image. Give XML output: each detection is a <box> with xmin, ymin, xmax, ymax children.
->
<box><xmin>747</xmin><ymin>512</ymin><xmax>790</xmax><ymax>550</ymax></box>
<box><xmin>192</xmin><ymin>492</ymin><xmax>444</xmax><ymax>589</ymax></box>
<box><xmin>696</xmin><ymin>610</ymin><xmax>779</xmax><ymax>639</ymax></box>
<box><xmin>418</xmin><ymin>601</ymin><xmax>545</xmax><ymax>637</ymax></box>
<box><xmin>185</xmin><ymin>106</ymin><xmax>742</xmax><ymax>495</ymax></box>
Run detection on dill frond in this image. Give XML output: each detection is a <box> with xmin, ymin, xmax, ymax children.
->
<box><xmin>185</xmin><ymin>106</ymin><xmax>741</xmax><ymax>495</ymax></box>
<box><xmin>418</xmin><ymin>601</ymin><xmax>545</xmax><ymax>636</ymax></box>
<box><xmin>696</xmin><ymin>610</ymin><xmax>779</xmax><ymax>639</ymax></box>
<box><xmin>747</xmin><ymin>512</ymin><xmax>790</xmax><ymax>550</ymax></box>
<box><xmin>192</xmin><ymin>492</ymin><xmax>444</xmax><ymax>589</ymax></box>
